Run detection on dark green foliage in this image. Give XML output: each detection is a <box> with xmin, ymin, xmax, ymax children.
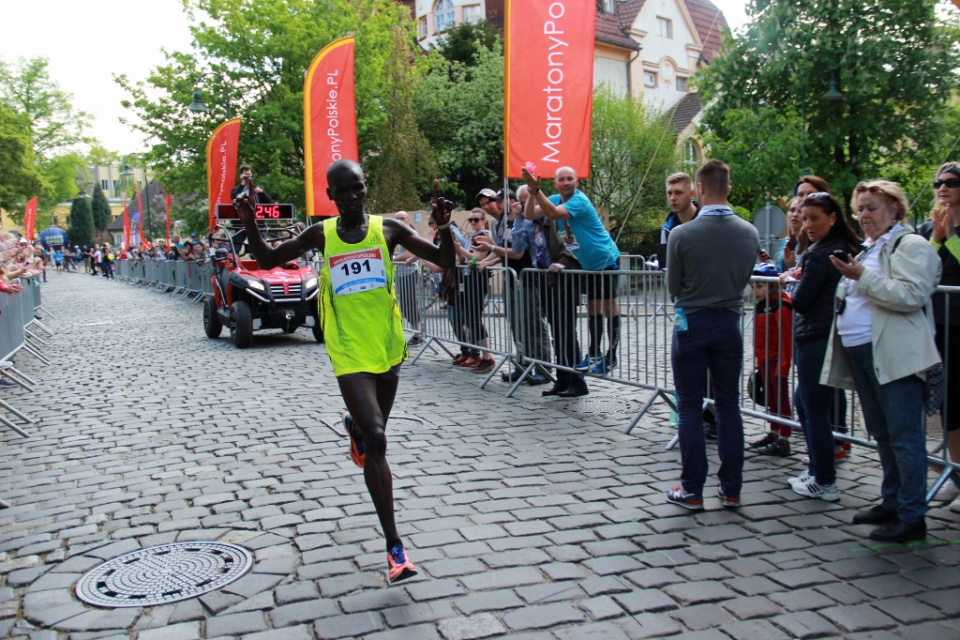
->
<box><xmin>697</xmin><ymin>0</ymin><xmax>960</xmax><ymax>211</ymax></box>
<box><xmin>90</xmin><ymin>183</ymin><xmax>112</xmax><ymax>234</ymax></box>
<box><xmin>0</xmin><ymin>103</ymin><xmax>46</xmax><ymax>219</ymax></box>
<box><xmin>435</xmin><ymin>20</ymin><xmax>500</xmax><ymax>70</ymax></box>
<box><xmin>67</xmin><ymin>196</ymin><xmax>94</xmax><ymax>247</ymax></box>
<box><xmin>413</xmin><ymin>42</ymin><xmax>504</xmax><ymax>205</ymax></box>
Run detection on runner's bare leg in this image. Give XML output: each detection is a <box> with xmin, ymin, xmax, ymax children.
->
<box><xmin>338</xmin><ymin>376</ymin><xmax>400</xmax><ymax>546</ymax></box>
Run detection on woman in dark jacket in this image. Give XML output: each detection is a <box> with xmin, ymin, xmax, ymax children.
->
<box><xmin>786</xmin><ymin>192</ymin><xmax>861</xmax><ymax>501</ymax></box>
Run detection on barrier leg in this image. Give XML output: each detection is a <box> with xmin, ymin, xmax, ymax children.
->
<box><xmin>22</xmin><ymin>345</ymin><xmax>51</xmax><ymax>366</ymax></box>
<box><xmin>27</xmin><ymin>319</ymin><xmax>54</xmax><ymax>336</ymax></box>
<box><xmin>505</xmin><ymin>361</ymin><xmax>536</xmax><ymax>398</ymax></box>
<box><xmin>623</xmin><ymin>388</ymin><xmax>663</xmax><ymax>435</ymax></box>
<box><xmin>0</xmin><ymin>414</ymin><xmax>29</xmax><ymax>437</ymax></box>
<box><xmin>476</xmin><ymin>356</ymin><xmax>507</xmax><ymax>390</ymax></box>
<box><xmin>408</xmin><ymin>336</ymin><xmax>451</xmax><ymax>366</ymax></box>
<box><xmin>35</xmin><ymin>305</ymin><xmax>57</xmax><ymax>320</ymax></box>
<box><xmin>24</xmin><ymin>329</ymin><xmax>47</xmax><ymax>346</ymax></box>
<box><xmin>0</xmin><ymin>397</ymin><xmax>34</xmax><ymax>424</ymax></box>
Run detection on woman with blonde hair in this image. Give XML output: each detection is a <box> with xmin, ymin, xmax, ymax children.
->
<box><xmin>825</xmin><ymin>180</ymin><xmax>941</xmax><ymax>542</ymax></box>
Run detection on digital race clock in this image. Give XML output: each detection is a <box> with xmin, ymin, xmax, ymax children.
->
<box><xmin>216</xmin><ymin>203</ymin><xmax>294</xmax><ymax>220</ymax></box>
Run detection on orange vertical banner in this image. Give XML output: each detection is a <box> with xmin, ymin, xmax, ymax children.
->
<box><xmin>122</xmin><ymin>197</ymin><xmax>131</xmax><ymax>249</ymax></box>
<box><xmin>304</xmin><ymin>37</ymin><xmax>358</xmax><ymax>217</ymax></box>
<box><xmin>206</xmin><ymin>118</ymin><xmax>242</xmax><ymax>232</ymax></box>
<box><xmin>504</xmin><ymin>0</ymin><xmax>596</xmax><ymax>178</ymax></box>
<box><xmin>165</xmin><ymin>194</ymin><xmax>172</xmax><ymax>246</ymax></box>
<box><xmin>24</xmin><ymin>197</ymin><xmax>38</xmax><ymax>241</ymax></box>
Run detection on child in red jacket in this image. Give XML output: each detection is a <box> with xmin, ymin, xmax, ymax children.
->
<box><xmin>749</xmin><ymin>263</ymin><xmax>794</xmax><ymax>456</ymax></box>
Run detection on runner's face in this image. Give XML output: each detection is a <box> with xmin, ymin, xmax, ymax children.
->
<box><xmin>328</xmin><ymin>166</ymin><xmax>367</xmax><ymax>217</ymax></box>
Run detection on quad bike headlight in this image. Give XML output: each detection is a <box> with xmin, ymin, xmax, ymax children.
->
<box><xmin>303</xmin><ymin>277</ymin><xmax>318</xmax><ymax>291</ymax></box>
<box><xmin>246</xmin><ymin>279</ymin><xmax>266</xmax><ymax>291</ymax></box>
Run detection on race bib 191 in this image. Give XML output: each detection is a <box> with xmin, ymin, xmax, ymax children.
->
<box><xmin>328</xmin><ymin>247</ymin><xmax>387</xmax><ymax>295</ymax></box>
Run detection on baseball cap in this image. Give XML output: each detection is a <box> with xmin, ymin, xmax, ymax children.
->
<box><xmin>476</xmin><ymin>188</ymin><xmax>497</xmax><ymax>202</ymax></box>
<box><xmin>753</xmin><ymin>262</ymin><xmax>779</xmax><ymax>277</ymax></box>
<box><xmin>493</xmin><ymin>188</ymin><xmax>517</xmax><ymax>202</ymax></box>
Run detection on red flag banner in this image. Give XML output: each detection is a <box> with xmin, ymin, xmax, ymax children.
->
<box><xmin>304</xmin><ymin>37</ymin><xmax>358</xmax><ymax>217</ymax></box>
<box><xmin>134</xmin><ymin>182</ymin><xmax>149</xmax><ymax>248</ymax></box>
<box><xmin>122</xmin><ymin>197</ymin><xmax>131</xmax><ymax>249</ymax></box>
<box><xmin>165</xmin><ymin>194</ymin><xmax>172</xmax><ymax>246</ymax></box>
<box><xmin>24</xmin><ymin>197</ymin><xmax>38</xmax><ymax>241</ymax></box>
<box><xmin>504</xmin><ymin>0</ymin><xmax>596</xmax><ymax>178</ymax></box>
<box><xmin>206</xmin><ymin>118</ymin><xmax>242</xmax><ymax>233</ymax></box>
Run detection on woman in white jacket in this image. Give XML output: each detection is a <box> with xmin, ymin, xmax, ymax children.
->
<box><xmin>823</xmin><ymin>180</ymin><xmax>941</xmax><ymax>543</ymax></box>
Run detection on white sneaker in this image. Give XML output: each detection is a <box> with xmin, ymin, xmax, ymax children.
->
<box><xmin>950</xmin><ymin>496</ymin><xmax>960</xmax><ymax>513</ymax></box>
<box><xmin>789</xmin><ymin>470</ymin><xmax>813</xmax><ymax>488</ymax></box>
<box><xmin>791</xmin><ymin>477</ymin><xmax>840</xmax><ymax>501</ymax></box>
<box><xmin>933</xmin><ymin>477</ymin><xmax>960</xmax><ymax>502</ymax></box>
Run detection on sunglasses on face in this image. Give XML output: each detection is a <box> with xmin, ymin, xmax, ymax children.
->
<box><xmin>855</xmin><ymin>184</ymin><xmax>885</xmax><ymax>194</ymax></box>
<box><xmin>934</xmin><ymin>177</ymin><xmax>960</xmax><ymax>189</ymax></box>
<box><xmin>468</xmin><ymin>218</ymin><xmax>483</xmax><ymax>222</ymax></box>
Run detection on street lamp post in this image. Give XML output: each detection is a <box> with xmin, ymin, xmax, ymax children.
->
<box><xmin>188</xmin><ymin>72</ymin><xmax>232</xmax><ymax>119</ymax></box>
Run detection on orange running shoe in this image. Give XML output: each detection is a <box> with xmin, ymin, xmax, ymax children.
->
<box><xmin>343</xmin><ymin>413</ymin><xmax>365</xmax><ymax>467</ymax></box>
<box><xmin>386</xmin><ymin>543</ymin><xmax>417</xmax><ymax>583</ymax></box>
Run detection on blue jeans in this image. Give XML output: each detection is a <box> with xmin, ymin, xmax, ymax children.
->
<box><xmin>844</xmin><ymin>343</ymin><xmax>927</xmax><ymax>523</ymax></box>
<box><xmin>672</xmin><ymin>309</ymin><xmax>744</xmax><ymax>497</ymax></box>
<box><xmin>794</xmin><ymin>339</ymin><xmax>837</xmax><ymax>486</ymax></box>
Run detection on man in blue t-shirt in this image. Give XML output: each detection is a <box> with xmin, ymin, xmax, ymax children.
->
<box><xmin>522</xmin><ymin>165</ymin><xmax>621</xmax><ymax>375</ymax></box>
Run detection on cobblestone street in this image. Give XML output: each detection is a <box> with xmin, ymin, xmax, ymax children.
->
<box><xmin>1</xmin><ymin>272</ymin><xmax>958</xmax><ymax>640</ymax></box>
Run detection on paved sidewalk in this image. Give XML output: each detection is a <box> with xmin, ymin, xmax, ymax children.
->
<box><xmin>0</xmin><ymin>273</ymin><xmax>958</xmax><ymax>640</ymax></box>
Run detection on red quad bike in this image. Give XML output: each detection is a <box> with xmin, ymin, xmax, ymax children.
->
<box><xmin>203</xmin><ymin>203</ymin><xmax>323</xmax><ymax>348</ymax></box>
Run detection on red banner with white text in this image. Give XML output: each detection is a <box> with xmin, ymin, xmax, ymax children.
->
<box><xmin>24</xmin><ymin>197</ymin><xmax>38</xmax><ymax>241</ymax></box>
<box><xmin>504</xmin><ymin>0</ymin><xmax>596</xmax><ymax>178</ymax></box>
<box><xmin>166</xmin><ymin>194</ymin><xmax>172</xmax><ymax>246</ymax></box>
<box><xmin>304</xmin><ymin>37</ymin><xmax>358</xmax><ymax>217</ymax></box>
<box><xmin>122</xmin><ymin>198</ymin><xmax>131</xmax><ymax>249</ymax></box>
<box><xmin>134</xmin><ymin>182</ymin><xmax>151</xmax><ymax>249</ymax></box>
<box><xmin>206</xmin><ymin>118</ymin><xmax>242</xmax><ymax>233</ymax></box>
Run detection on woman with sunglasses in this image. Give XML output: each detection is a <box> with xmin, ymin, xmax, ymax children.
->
<box><xmin>925</xmin><ymin>163</ymin><xmax>960</xmax><ymax>511</ymax></box>
<box><xmin>452</xmin><ymin>209</ymin><xmax>496</xmax><ymax>372</ymax></box>
<box><xmin>786</xmin><ymin>192</ymin><xmax>861</xmax><ymax>502</ymax></box>
<box><xmin>824</xmin><ymin>180</ymin><xmax>941</xmax><ymax>542</ymax></box>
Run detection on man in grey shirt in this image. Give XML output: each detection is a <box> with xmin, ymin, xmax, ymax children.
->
<box><xmin>665</xmin><ymin>159</ymin><xmax>759</xmax><ymax>511</ymax></box>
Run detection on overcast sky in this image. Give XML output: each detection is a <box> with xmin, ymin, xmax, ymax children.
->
<box><xmin>0</xmin><ymin>0</ymin><xmax>749</xmax><ymax>156</ymax></box>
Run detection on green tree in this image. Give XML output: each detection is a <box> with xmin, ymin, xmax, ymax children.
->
<box><xmin>701</xmin><ymin>106</ymin><xmax>805</xmax><ymax>210</ymax></box>
<box><xmin>0</xmin><ymin>57</ymin><xmax>93</xmax><ymax>160</ymax></box>
<box><xmin>116</xmin><ymin>0</ymin><xmax>417</xmax><ymax>232</ymax></box>
<box><xmin>585</xmin><ymin>85</ymin><xmax>680</xmax><ymax>231</ymax></box>
<box><xmin>434</xmin><ymin>20</ymin><xmax>500</xmax><ymax>70</ymax></box>
<box><xmin>37</xmin><ymin>152</ymin><xmax>89</xmax><ymax>218</ymax></box>
<box><xmin>413</xmin><ymin>42</ymin><xmax>504</xmax><ymax>204</ymax></box>
<box><xmin>67</xmin><ymin>196</ymin><xmax>94</xmax><ymax>247</ymax></box>
<box><xmin>0</xmin><ymin>103</ymin><xmax>46</xmax><ymax>218</ymax></box>
<box><xmin>697</xmin><ymin>0</ymin><xmax>960</xmax><ymax>208</ymax></box>
<box><xmin>365</xmin><ymin>27</ymin><xmax>436</xmax><ymax>213</ymax></box>
<box><xmin>90</xmin><ymin>183</ymin><xmax>112</xmax><ymax>240</ymax></box>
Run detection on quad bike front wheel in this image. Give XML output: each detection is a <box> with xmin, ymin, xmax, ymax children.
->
<box><xmin>204</xmin><ymin>296</ymin><xmax>222</xmax><ymax>338</ymax></box>
<box><xmin>230</xmin><ymin>300</ymin><xmax>253</xmax><ymax>348</ymax></box>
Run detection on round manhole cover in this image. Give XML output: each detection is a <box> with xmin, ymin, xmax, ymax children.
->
<box><xmin>559</xmin><ymin>394</ymin><xmax>644</xmax><ymax>417</ymax></box>
<box><xmin>75</xmin><ymin>542</ymin><xmax>253</xmax><ymax>608</ymax></box>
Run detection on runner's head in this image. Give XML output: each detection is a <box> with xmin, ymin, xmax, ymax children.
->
<box><xmin>326</xmin><ymin>160</ymin><xmax>367</xmax><ymax>218</ymax></box>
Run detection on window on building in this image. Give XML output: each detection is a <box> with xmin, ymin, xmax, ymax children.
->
<box><xmin>463</xmin><ymin>4</ymin><xmax>481</xmax><ymax>23</ymax></box>
<box><xmin>418</xmin><ymin>16</ymin><xmax>428</xmax><ymax>39</ymax></box>
<box><xmin>644</xmin><ymin>71</ymin><xmax>657</xmax><ymax>88</ymax></box>
<box><xmin>683</xmin><ymin>140</ymin><xmax>700</xmax><ymax>170</ymax></box>
<box><xmin>658</xmin><ymin>17</ymin><xmax>672</xmax><ymax>38</ymax></box>
<box><xmin>676</xmin><ymin>77</ymin><xmax>688</xmax><ymax>92</ymax></box>
<box><xmin>101</xmin><ymin>179</ymin><xmax>109</xmax><ymax>191</ymax></box>
<box><xmin>435</xmin><ymin>0</ymin><xmax>455</xmax><ymax>33</ymax></box>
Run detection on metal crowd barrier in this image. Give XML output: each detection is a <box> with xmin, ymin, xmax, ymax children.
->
<box><xmin>403</xmin><ymin>263</ymin><xmax>958</xmax><ymax>501</ymax></box>
<box><xmin>0</xmin><ymin>277</ymin><xmax>50</xmax><ymax>437</ymax></box>
<box><xmin>115</xmin><ymin>260</ymin><xmax>213</xmax><ymax>303</ymax></box>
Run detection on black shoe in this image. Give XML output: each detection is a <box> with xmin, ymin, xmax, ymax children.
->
<box><xmin>704</xmin><ymin>422</ymin><xmax>718</xmax><ymax>440</ymax></box>
<box><xmin>501</xmin><ymin>369</ymin><xmax>524</xmax><ymax>383</ymax></box>
<box><xmin>542</xmin><ymin>384</ymin><xmax>567</xmax><ymax>397</ymax></box>
<box><xmin>526</xmin><ymin>374</ymin><xmax>549</xmax><ymax>386</ymax></box>
<box><xmin>853</xmin><ymin>504</ymin><xmax>899</xmax><ymax>526</ymax></box>
<box><xmin>868</xmin><ymin>518</ymin><xmax>926</xmax><ymax>543</ymax></box>
<box><xmin>558</xmin><ymin>385</ymin><xmax>589</xmax><ymax>398</ymax></box>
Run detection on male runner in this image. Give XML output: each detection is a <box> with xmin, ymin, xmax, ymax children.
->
<box><xmin>235</xmin><ymin>160</ymin><xmax>455</xmax><ymax>582</ymax></box>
